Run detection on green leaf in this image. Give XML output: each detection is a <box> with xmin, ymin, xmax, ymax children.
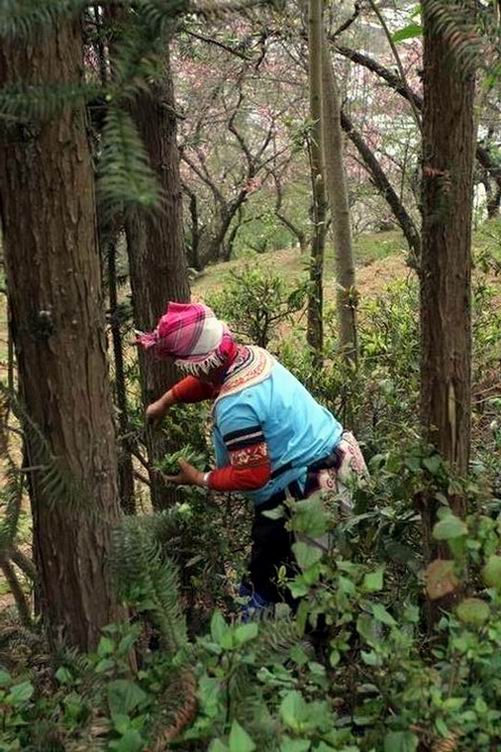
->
<box><xmin>210</xmin><ymin>611</ymin><xmax>229</xmax><ymax>643</ymax></box>
<box><xmin>292</xmin><ymin>541</ymin><xmax>323</xmax><ymax>570</ymax></box>
<box><xmin>8</xmin><ymin>681</ymin><xmax>34</xmax><ymax>705</ymax></box>
<box><xmin>280</xmin><ymin>739</ymin><xmax>311</xmax><ymax>752</ymax></box>
<box><xmin>229</xmin><ymin>720</ymin><xmax>256</xmax><ymax>752</ymax></box>
<box><xmin>280</xmin><ymin>691</ymin><xmax>308</xmax><ymax>731</ymax></box>
<box><xmin>112</xmin><ymin>729</ymin><xmax>144</xmax><ymax>752</ymax></box>
<box><xmin>107</xmin><ymin>680</ymin><xmax>147</xmax><ymax>716</ymax></box>
<box><xmin>291</xmin><ymin>495</ymin><xmax>327</xmax><ymax>537</ymax></box>
<box><xmin>392</xmin><ymin>22</ymin><xmax>422</xmax><ymax>43</ymax></box>
<box><xmin>384</xmin><ymin>730</ymin><xmax>419</xmax><ymax>752</ymax></box>
<box><xmin>97</xmin><ymin>635</ymin><xmax>115</xmax><ymax>657</ymax></box>
<box><xmin>423</xmin><ymin>455</ymin><xmax>442</xmax><ymax>475</ymax></box>
<box><xmin>371</xmin><ymin>603</ymin><xmax>396</xmax><ymax>626</ymax></box>
<box><xmin>433</xmin><ymin>515</ymin><xmax>468</xmax><ymax>540</ymax></box>
<box><xmin>456</xmin><ymin>598</ymin><xmax>490</xmax><ymax>626</ymax></box>
<box><xmin>363</xmin><ymin>568</ymin><xmax>384</xmax><ymax>592</ymax></box>
<box><xmin>209</xmin><ymin>742</ymin><xmax>229</xmax><ymax>752</ymax></box>
<box><xmin>0</xmin><ymin>670</ymin><xmax>11</xmax><ymax>687</ymax></box>
<box><xmin>482</xmin><ymin>555</ymin><xmax>501</xmax><ymax>591</ymax></box>
<box><xmin>234</xmin><ymin>622</ymin><xmax>258</xmax><ymax>646</ymax></box>
<box><xmin>55</xmin><ymin>667</ymin><xmax>73</xmax><ymax>685</ymax></box>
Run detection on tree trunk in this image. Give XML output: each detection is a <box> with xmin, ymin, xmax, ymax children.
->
<box><xmin>0</xmin><ymin>20</ymin><xmax>123</xmax><ymax>651</ymax></box>
<box><xmin>321</xmin><ymin>40</ymin><xmax>358</xmax><ymax>362</ymax></box>
<box><xmin>125</xmin><ymin>47</ymin><xmax>190</xmax><ymax>509</ymax></box>
<box><xmin>340</xmin><ymin>110</ymin><xmax>422</xmax><ymax>264</ymax></box>
<box><xmin>307</xmin><ymin>0</ymin><xmax>327</xmax><ymax>363</ymax></box>
<box><xmin>420</xmin><ymin>0</ymin><xmax>475</xmax><ymax>593</ymax></box>
<box><xmin>107</xmin><ymin>238</ymin><xmax>135</xmax><ymax>514</ymax></box>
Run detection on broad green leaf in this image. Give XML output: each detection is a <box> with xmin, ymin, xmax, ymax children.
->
<box><xmin>384</xmin><ymin>730</ymin><xmax>419</xmax><ymax>752</ymax></box>
<box><xmin>229</xmin><ymin>720</ymin><xmax>256</xmax><ymax>752</ymax></box>
<box><xmin>433</xmin><ymin>515</ymin><xmax>468</xmax><ymax>540</ymax></box>
<box><xmin>422</xmin><ymin>455</ymin><xmax>441</xmax><ymax>475</ymax></box>
<box><xmin>291</xmin><ymin>495</ymin><xmax>327</xmax><ymax>537</ymax></box>
<box><xmin>106</xmin><ymin>680</ymin><xmax>147</xmax><ymax>716</ymax></box>
<box><xmin>363</xmin><ymin>568</ymin><xmax>384</xmax><ymax>592</ymax></box>
<box><xmin>210</xmin><ymin>611</ymin><xmax>229</xmax><ymax>643</ymax></box>
<box><xmin>55</xmin><ymin>667</ymin><xmax>73</xmax><ymax>685</ymax></box>
<box><xmin>8</xmin><ymin>681</ymin><xmax>34</xmax><ymax>705</ymax></box>
<box><xmin>97</xmin><ymin>635</ymin><xmax>115</xmax><ymax>657</ymax></box>
<box><xmin>0</xmin><ymin>670</ymin><xmax>11</xmax><ymax>687</ymax></box>
<box><xmin>112</xmin><ymin>729</ymin><xmax>143</xmax><ymax>752</ymax></box>
<box><xmin>456</xmin><ymin>597</ymin><xmax>490</xmax><ymax>626</ymax></box>
<box><xmin>292</xmin><ymin>541</ymin><xmax>323</xmax><ymax>570</ymax></box>
<box><xmin>209</xmin><ymin>742</ymin><xmax>229</xmax><ymax>752</ymax></box>
<box><xmin>280</xmin><ymin>739</ymin><xmax>311</xmax><ymax>752</ymax></box>
<box><xmin>371</xmin><ymin>603</ymin><xmax>396</xmax><ymax>626</ymax></box>
<box><xmin>234</xmin><ymin>622</ymin><xmax>258</xmax><ymax>646</ymax></box>
<box><xmin>280</xmin><ymin>691</ymin><xmax>308</xmax><ymax>731</ymax></box>
<box><xmin>482</xmin><ymin>555</ymin><xmax>501</xmax><ymax>590</ymax></box>
<box><xmin>392</xmin><ymin>22</ymin><xmax>422</xmax><ymax>43</ymax></box>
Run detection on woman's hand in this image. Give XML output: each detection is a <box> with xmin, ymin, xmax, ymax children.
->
<box><xmin>146</xmin><ymin>393</ymin><xmax>174</xmax><ymax>427</ymax></box>
<box><xmin>164</xmin><ymin>459</ymin><xmax>207</xmax><ymax>487</ymax></box>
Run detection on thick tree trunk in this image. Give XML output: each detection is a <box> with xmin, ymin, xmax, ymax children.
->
<box><xmin>321</xmin><ymin>41</ymin><xmax>357</xmax><ymax>362</ymax></box>
<box><xmin>0</xmin><ymin>21</ymin><xmax>123</xmax><ymax>650</ymax></box>
<box><xmin>340</xmin><ymin>110</ymin><xmax>422</xmax><ymax>263</ymax></box>
<box><xmin>125</xmin><ymin>47</ymin><xmax>190</xmax><ymax>509</ymax></box>
<box><xmin>420</xmin><ymin>0</ymin><xmax>475</xmax><ymax>586</ymax></box>
<box><xmin>307</xmin><ymin>0</ymin><xmax>327</xmax><ymax>362</ymax></box>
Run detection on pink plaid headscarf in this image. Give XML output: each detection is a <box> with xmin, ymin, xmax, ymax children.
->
<box><xmin>135</xmin><ymin>302</ymin><xmax>237</xmax><ymax>374</ymax></box>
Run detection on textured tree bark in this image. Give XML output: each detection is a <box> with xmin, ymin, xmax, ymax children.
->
<box><xmin>321</xmin><ymin>41</ymin><xmax>358</xmax><ymax>362</ymax></box>
<box><xmin>340</xmin><ymin>110</ymin><xmax>422</xmax><ymax>263</ymax></box>
<box><xmin>125</xmin><ymin>46</ymin><xmax>190</xmax><ymax>509</ymax></box>
<box><xmin>420</xmin><ymin>0</ymin><xmax>475</xmax><ymax>609</ymax></box>
<box><xmin>0</xmin><ymin>21</ymin><xmax>123</xmax><ymax>650</ymax></box>
<box><xmin>306</xmin><ymin>0</ymin><xmax>327</xmax><ymax>362</ymax></box>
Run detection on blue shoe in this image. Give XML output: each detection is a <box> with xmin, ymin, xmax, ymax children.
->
<box><xmin>239</xmin><ymin>583</ymin><xmax>274</xmax><ymax>622</ymax></box>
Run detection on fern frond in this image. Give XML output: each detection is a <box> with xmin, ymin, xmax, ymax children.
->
<box><xmin>97</xmin><ymin>106</ymin><xmax>161</xmax><ymax>217</ymax></box>
<box><xmin>111</xmin><ymin>515</ymin><xmax>188</xmax><ymax>655</ymax></box>
<box><xmin>0</xmin><ymin>384</ymin><xmax>93</xmax><ymax>513</ymax></box>
<box><xmin>0</xmin><ymin>464</ymin><xmax>23</xmax><ymax>558</ymax></box>
<box><xmin>0</xmin><ymin>0</ymin><xmax>86</xmax><ymax>39</ymax></box>
<box><xmin>423</xmin><ymin>0</ymin><xmax>481</xmax><ymax>75</ymax></box>
<box><xmin>0</xmin><ymin>83</ymin><xmax>100</xmax><ymax>123</ymax></box>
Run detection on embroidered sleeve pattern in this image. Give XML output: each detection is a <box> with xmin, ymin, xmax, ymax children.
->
<box><xmin>208</xmin><ymin>424</ymin><xmax>271</xmax><ymax>492</ymax></box>
<box><xmin>224</xmin><ymin>425</ymin><xmax>269</xmax><ymax>468</ymax></box>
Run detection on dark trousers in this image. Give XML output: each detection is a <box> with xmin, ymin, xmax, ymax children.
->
<box><xmin>245</xmin><ymin>478</ymin><xmax>313</xmax><ymax>608</ymax></box>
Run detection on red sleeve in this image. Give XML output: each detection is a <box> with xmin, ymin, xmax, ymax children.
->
<box><xmin>208</xmin><ymin>462</ymin><xmax>271</xmax><ymax>492</ymax></box>
<box><xmin>171</xmin><ymin>376</ymin><xmax>219</xmax><ymax>404</ymax></box>
<box><xmin>208</xmin><ymin>438</ymin><xmax>271</xmax><ymax>492</ymax></box>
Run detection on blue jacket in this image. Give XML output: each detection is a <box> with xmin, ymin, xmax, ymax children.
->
<box><xmin>212</xmin><ymin>350</ymin><xmax>343</xmax><ymax>506</ymax></box>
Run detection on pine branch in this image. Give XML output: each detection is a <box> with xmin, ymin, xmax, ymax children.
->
<box><xmin>0</xmin><ymin>82</ymin><xmax>100</xmax><ymax>123</ymax></box>
<box><xmin>0</xmin><ymin>0</ymin><xmax>86</xmax><ymax>39</ymax></box>
<box><xmin>97</xmin><ymin>106</ymin><xmax>161</xmax><ymax>216</ymax></box>
<box><xmin>423</xmin><ymin>0</ymin><xmax>482</xmax><ymax>76</ymax></box>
